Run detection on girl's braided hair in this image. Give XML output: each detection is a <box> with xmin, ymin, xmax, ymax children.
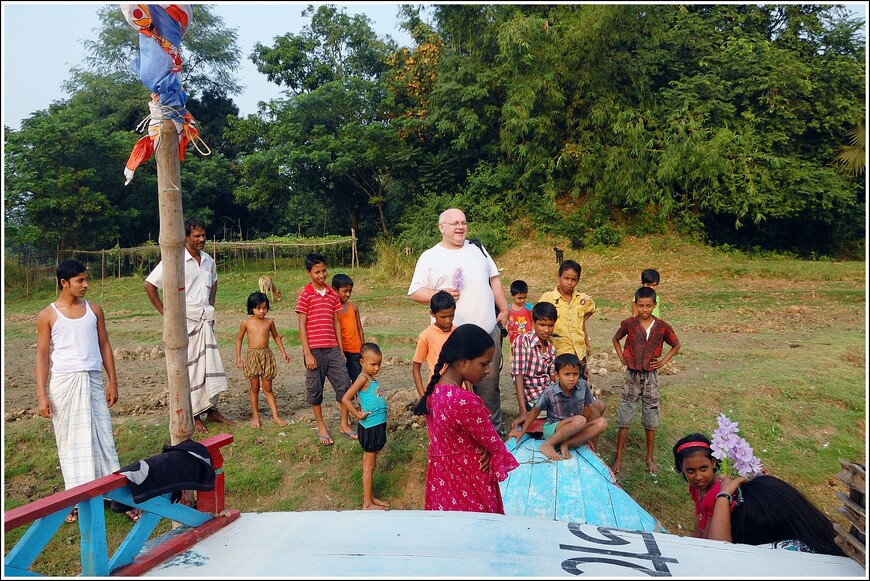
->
<box><xmin>413</xmin><ymin>324</ymin><xmax>494</xmax><ymax>415</ymax></box>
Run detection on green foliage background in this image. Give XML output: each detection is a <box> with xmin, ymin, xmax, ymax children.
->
<box><xmin>4</xmin><ymin>4</ymin><xmax>866</xmax><ymax>261</ymax></box>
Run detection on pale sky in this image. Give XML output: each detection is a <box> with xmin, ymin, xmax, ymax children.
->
<box><xmin>1</xmin><ymin>2</ymin><xmax>417</xmax><ymax>130</ymax></box>
<box><xmin>1</xmin><ymin>2</ymin><xmax>866</xmax><ymax>131</ymax></box>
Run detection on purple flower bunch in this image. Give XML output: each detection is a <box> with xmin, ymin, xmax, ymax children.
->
<box><xmin>711</xmin><ymin>413</ymin><xmax>763</xmax><ymax>479</ymax></box>
<box><xmin>452</xmin><ymin>267</ymin><xmax>465</xmax><ymax>291</ymax></box>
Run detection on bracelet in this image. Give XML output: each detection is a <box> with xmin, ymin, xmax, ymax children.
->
<box><xmin>716</xmin><ymin>492</ymin><xmax>734</xmax><ymax>503</ymax></box>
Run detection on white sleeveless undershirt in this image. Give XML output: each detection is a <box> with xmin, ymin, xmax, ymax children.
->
<box><xmin>50</xmin><ymin>301</ymin><xmax>103</xmax><ymax>373</ymax></box>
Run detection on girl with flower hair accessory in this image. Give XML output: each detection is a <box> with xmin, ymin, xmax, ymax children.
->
<box><xmin>673</xmin><ymin>433</ymin><xmax>728</xmax><ymax>538</ymax></box>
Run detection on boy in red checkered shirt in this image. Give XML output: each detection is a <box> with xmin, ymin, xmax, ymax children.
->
<box><xmin>509</xmin><ymin>302</ymin><xmax>558</xmax><ymax>431</ymax></box>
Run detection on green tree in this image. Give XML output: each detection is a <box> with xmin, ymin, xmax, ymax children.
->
<box><xmin>242</xmin><ymin>4</ymin><xmax>406</xmax><ymax>236</ymax></box>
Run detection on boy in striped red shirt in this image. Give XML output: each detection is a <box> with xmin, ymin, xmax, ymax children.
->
<box><xmin>296</xmin><ymin>253</ymin><xmax>354</xmax><ymax>446</ymax></box>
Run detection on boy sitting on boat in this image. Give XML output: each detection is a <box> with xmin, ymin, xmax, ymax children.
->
<box><xmin>509</xmin><ymin>353</ymin><xmax>608</xmax><ymax>460</ymax></box>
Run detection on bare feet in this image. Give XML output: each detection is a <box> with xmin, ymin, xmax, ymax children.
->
<box><xmin>194</xmin><ymin>418</ymin><xmax>208</xmax><ymax>433</ymax></box>
<box><xmin>647</xmin><ymin>459</ymin><xmax>659</xmax><ymax>475</ymax></box>
<box><xmin>540</xmin><ymin>442</ymin><xmax>563</xmax><ymax>461</ymax></box>
<box><xmin>273</xmin><ymin>416</ymin><xmax>287</xmax><ymax>427</ymax></box>
<box><xmin>559</xmin><ymin>443</ymin><xmax>573</xmax><ymax>460</ymax></box>
<box><xmin>251</xmin><ymin>417</ymin><xmax>261</xmax><ymax>429</ymax></box>
<box><xmin>364</xmin><ymin>497</ymin><xmax>389</xmax><ymax>510</ymax></box>
<box><xmin>611</xmin><ymin>459</ymin><xmax>622</xmax><ymax>474</ymax></box>
<box><xmin>207</xmin><ymin>408</ymin><xmax>235</xmax><ymax>426</ymax></box>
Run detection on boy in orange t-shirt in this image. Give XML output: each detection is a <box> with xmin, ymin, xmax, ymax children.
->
<box><xmin>332</xmin><ymin>274</ymin><xmax>365</xmax><ymax>382</ymax></box>
<box><xmin>412</xmin><ymin>291</ymin><xmax>457</xmax><ymax>397</ymax></box>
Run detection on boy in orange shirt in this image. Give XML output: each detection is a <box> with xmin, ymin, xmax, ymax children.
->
<box><xmin>332</xmin><ymin>274</ymin><xmax>365</xmax><ymax>382</ymax></box>
<box><xmin>412</xmin><ymin>291</ymin><xmax>457</xmax><ymax>397</ymax></box>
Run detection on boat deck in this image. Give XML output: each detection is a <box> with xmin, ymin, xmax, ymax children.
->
<box><xmin>501</xmin><ymin>436</ymin><xmax>662</xmax><ymax>531</ymax></box>
<box><xmin>143</xmin><ymin>510</ymin><xmax>865</xmax><ymax>577</ymax></box>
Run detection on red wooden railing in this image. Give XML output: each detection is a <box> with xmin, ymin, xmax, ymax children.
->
<box><xmin>4</xmin><ymin>433</ymin><xmax>238</xmax><ymax>577</ymax></box>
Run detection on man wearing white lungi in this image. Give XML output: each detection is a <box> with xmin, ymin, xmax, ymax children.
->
<box><xmin>36</xmin><ymin>259</ymin><xmax>126</xmax><ymax>523</ymax></box>
<box><xmin>144</xmin><ymin>217</ymin><xmax>234</xmax><ymax>433</ymax></box>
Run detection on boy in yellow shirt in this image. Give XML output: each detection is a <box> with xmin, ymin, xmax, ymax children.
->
<box><xmin>538</xmin><ymin>260</ymin><xmax>596</xmax><ymax>381</ymax></box>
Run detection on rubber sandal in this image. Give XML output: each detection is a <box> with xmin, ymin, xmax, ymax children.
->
<box><xmin>340</xmin><ymin>430</ymin><xmax>358</xmax><ymax>441</ymax></box>
<box><xmin>65</xmin><ymin>507</ymin><xmax>78</xmax><ymax>524</ymax></box>
<box><xmin>318</xmin><ymin>434</ymin><xmax>334</xmax><ymax>446</ymax></box>
<box><xmin>125</xmin><ymin>509</ymin><xmax>142</xmax><ymax>522</ymax></box>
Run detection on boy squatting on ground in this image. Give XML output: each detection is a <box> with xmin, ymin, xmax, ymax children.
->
<box><xmin>510</xmin><ymin>353</ymin><xmax>608</xmax><ymax>460</ymax></box>
<box><xmin>295</xmin><ymin>253</ymin><xmax>355</xmax><ymax>446</ymax></box>
<box><xmin>412</xmin><ymin>290</ymin><xmax>457</xmax><ymax>398</ymax></box>
<box><xmin>341</xmin><ymin>343</ymin><xmax>390</xmax><ymax>510</ymax></box>
<box><xmin>611</xmin><ymin>286</ymin><xmax>681</xmax><ymax>475</ymax></box>
<box><xmin>332</xmin><ymin>274</ymin><xmax>365</xmax><ymax>383</ymax></box>
<box><xmin>236</xmin><ymin>291</ymin><xmax>291</xmax><ymax>428</ymax></box>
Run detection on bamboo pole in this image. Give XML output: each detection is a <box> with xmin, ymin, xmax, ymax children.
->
<box><xmin>156</xmin><ymin>118</ymin><xmax>194</xmax><ymax>444</ymax></box>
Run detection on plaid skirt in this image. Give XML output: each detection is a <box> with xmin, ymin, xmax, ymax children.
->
<box><xmin>243</xmin><ymin>347</ymin><xmax>277</xmax><ymax>380</ymax></box>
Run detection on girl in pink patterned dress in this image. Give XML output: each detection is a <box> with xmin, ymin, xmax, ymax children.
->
<box><xmin>413</xmin><ymin>324</ymin><xmax>519</xmax><ymax>513</ymax></box>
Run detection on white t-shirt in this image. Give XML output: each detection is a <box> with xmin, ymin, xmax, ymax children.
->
<box><xmin>145</xmin><ymin>248</ymin><xmax>217</xmax><ymax>319</ymax></box>
<box><xmin>408</xmin><ymin>241</ymin><xmax>500</xmax><ymax>332</ymax></box>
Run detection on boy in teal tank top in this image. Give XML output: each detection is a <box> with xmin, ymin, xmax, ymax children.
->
<box><xmin>341</xmin><ymin>343</ymin><xmax>389</xmax><ymax>510</ymax></box>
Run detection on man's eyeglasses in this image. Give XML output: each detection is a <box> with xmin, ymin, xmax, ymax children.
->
<box><xmin>441</xmin><ymin>221</ymin><xmax>468</xmax><ymax>227</ymax></box>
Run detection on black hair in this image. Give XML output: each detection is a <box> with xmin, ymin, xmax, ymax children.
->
<box><xmin>558</xmin><ymin>260</ymin><xmax>581</xmax><ymax>277</ymax></box>
<box><xmin>510</xmin><ymin>280</ymin><xmax>529</xmax><ymax>295</ymax></box>
<box><xmin>56</xmin><ymin>259</ymin><xmax>86</xmax><ymax>287</ymax></box>
<box><xmin>635</xmin><ymin>286</ymin><xmax>657</xmax><ymax>303</ymax></box>
<box><xmin>554</xmin><ymin>353</ymin><xmax>581</xmax><ymax>372</ymax></box>
<box><xmin>360</xmin><ymin>342</ymin><xmax>381</xmax><ymax>357</ymax></box>
<box><xmin>531</xmin><ymin>301</ymin><xmax>557</xmax><ymax>322</ymax></box>
<box><xmin>413</xmin><ymin>324</ymin><xmax>494</xmax><ymax>416</ymax></box>
<box><xmin>641</xmin><ymin>269</ymin><xmax>661</xmax><ymax>285</ymax></box>
<box><xmin>331</xmin><ymin>273</ymin><xmax>353</xmax><ymax>290</ymax></box>
<box><xmin>246</xmin><ymin>292</ymin><xmax>270</xmax><ymax>315</ymax></box>
<box><xmin>304</xmin><ymin>253</ymin><xmax>327</xmax><ymax>271</ymax></box>
<box><xmin>672</xmin><ymin>433</ymin><xmax>718</xmax><ymax>480</ymax></box>
<box><xmin>184</xmin><ymin>217</ymin><xmax>206</xmax><ymax>236</ymax></box>
<box><xmin>429</xmin><ymin>290</ymin><xmax>456</xmax><ymax>314</ymax></box>
<box><xmin>731</xmin><ymin>476</ymin><xmax>845</xmax><ymax>556</ymax></box>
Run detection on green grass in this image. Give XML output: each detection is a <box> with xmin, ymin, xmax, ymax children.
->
<box><xmin>4</xmin><ymin>233</ymin><xmax>866</xmax><ymax>575</ymax></box>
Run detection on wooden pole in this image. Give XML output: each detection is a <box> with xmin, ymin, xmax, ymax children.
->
<box><xmin>272</xmin><ymin>243</ymin><xmax>277</xmax><ymax>274</ymax></box>
<box><xmin>156</xmin><ymin>117</ymin><xmax>194</xmax><ymax>444</ymax></box>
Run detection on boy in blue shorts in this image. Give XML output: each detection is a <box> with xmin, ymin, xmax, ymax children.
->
<box><xmin>510</xmin><ymin>353</ymin><xmax>608</xmax><ymax>460</ymax></box>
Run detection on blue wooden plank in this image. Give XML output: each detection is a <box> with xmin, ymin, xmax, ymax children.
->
<box><xmin>106</xmin><ymin>488</ymin><xmax>210</xmax><ymax>527</ymax></box>
<box><xmin>499</xmin><ymin>436</ymin><xmax>534</xmax><ymax>516</ymax></box>
<box><xmin>4</xmin><ymin>510</ymin><xmax>67</xmax><ymax>573</ymax></box>
<box><xmin>524</xmin><ymin>441</ymin><xmax>557</xmax><ymax>519</ymax></box>
<box><xmin>555</xmin><ymin>446</ymin><xmax>587</xmax><ymax>523</ymax></box>
<box><xmin>108</xmin><ymin>511</ymin><xmax>162</xmax><ymax>572</ymax></box>
<box><xmin>573</xmin><ymin>448</ymin><xmax>618</xmax><ymax>527</ymax></box>
<box><xmin>573</xmin><ymin>447</ymin><xmax>661</xmax><ymax>532</ymax></box>
<box><xmin>79</xmin><ymin>497</ymin><xmax>110</xmax><ymax>576</ymax></box>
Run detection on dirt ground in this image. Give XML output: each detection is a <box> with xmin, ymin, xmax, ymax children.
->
<box><xmin>2</xmin><ymin>304</ymin><xmax>669</xmax><ymax>432</ymax></box>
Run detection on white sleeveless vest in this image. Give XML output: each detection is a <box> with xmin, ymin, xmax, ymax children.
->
<box><xmin>50</xmin><ymin>301</ymin><xmax>103</xmax><ymax>372</ymax></box>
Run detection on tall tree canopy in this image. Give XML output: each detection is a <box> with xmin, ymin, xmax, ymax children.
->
<box><xmin>5</xmin><ymin>4</ymin><xmax>864</xmax><ymax>259</ymax></box>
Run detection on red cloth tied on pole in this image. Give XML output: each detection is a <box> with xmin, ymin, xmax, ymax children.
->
<box><xmin>122</xmin><ymin>4</ymin><xmax>199</xmax><ymax>185</ymax></box>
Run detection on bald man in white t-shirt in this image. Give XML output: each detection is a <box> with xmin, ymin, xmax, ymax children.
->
<box><xmin>408</xmin><ymin>208</ymin><xmax>509</xmax><ymax>436</ymax></box>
